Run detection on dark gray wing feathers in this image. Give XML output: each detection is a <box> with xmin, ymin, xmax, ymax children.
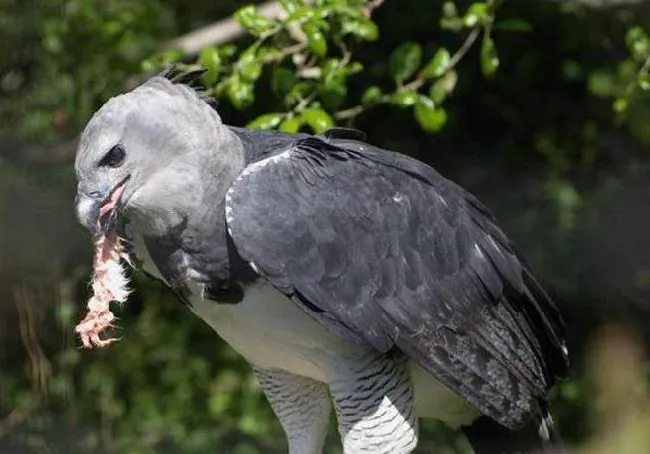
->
<box><xmin>226</xmin><ymin>135</ymin><xmax>568</xmax><ymax>429</ymax></box>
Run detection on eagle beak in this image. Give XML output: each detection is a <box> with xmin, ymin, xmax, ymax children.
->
<box><xmin>75</xmin><ymin>176</ymin><xmax>130</xmax><ymax>236</ymax></box>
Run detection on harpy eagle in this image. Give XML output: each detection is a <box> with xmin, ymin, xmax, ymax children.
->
<box><xmin>74</xmin><ymin>69</ymin><xmax>569</xmax><ymax>454</ymax></box>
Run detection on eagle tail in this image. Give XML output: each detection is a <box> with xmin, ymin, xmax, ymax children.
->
<box><xmin>462</xmin><ymin>408</ymin><xmax>563</xmax><ymax>454</ymax></box>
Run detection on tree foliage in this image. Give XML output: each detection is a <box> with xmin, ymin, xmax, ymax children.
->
<box><xmin>152</xmin><ymin>0</ymin><xmax>506</xmax><ymax>135</ymax></box>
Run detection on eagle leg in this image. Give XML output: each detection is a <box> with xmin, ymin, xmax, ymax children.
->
<box><xmin>253</xmin><ymin>367</ymin><xmax>331</xmax><ymax>454</ymax></box>
<box><xmin>327</xmin><ymin>351</ymin><xmax>419</xmax><ymax>454</ymax></box>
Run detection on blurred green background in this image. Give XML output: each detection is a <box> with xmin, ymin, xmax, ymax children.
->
<box><xmin>1</xmin><ymin>0</ymin><xmax>650</xmax><ymax>452</ymax></box>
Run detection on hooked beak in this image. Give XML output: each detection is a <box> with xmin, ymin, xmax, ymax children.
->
<box><xmin>75</xmin><ymin>176</ymin><xmax>130</xmax><ymax>236</ymax></box>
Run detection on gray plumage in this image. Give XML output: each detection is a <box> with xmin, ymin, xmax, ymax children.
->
<box><xmin>74</xmin><ymin>70</ymin><xmax>569</xmax><ymax>454</ymax></box>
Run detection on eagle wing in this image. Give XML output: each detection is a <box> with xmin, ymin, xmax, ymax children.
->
<box><xmin>225</xmin><ymin>136</ymin><xmax>569</xmax><ymax>429</ymax></box>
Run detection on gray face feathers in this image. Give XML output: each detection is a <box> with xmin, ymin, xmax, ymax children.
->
<box><xmin>74</xmin><ymin>76</ymin><xmax>240</xmax><ymax>237</ymax></box>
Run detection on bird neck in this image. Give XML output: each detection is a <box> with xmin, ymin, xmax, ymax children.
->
<box><xmin>126</xmin><ymin>124</ymin><xmax>249</xmax><ymax>285</ymax></box>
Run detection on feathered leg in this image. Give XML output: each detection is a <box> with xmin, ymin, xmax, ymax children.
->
<box><xmin>253</xmin><ymin>367</ymin><xmax>332</xmax><ymax>454</ymax></box>
<box><xmin>326</xmin><ymin>351</ymin><xmax>419</xmax><ymax>454</ymax></box>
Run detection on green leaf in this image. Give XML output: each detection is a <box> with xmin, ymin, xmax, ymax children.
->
<box><xmin>361</xmin><ymin>86</ymin><xmax>382</xmax><ymax>104</ymax></box>
<box><xmin>240</xmin><ymin>60</ymin><xmax>262</xmax><ymax>82</ymax></box>
<box><xmin>147</xmin><ymin>50</ymin><xmax>182</xmax><ymax>69</ymax></box>
<box><xmin>271</xmin><ymin>67</ymin><xmax>297</xmax><ymax>95</ymax></box>
<box><xmin>319</xmin><ymin>59</ymin><xmax>348</xmax><ymax>109</ymax></box>
<box><xmin>346</xmin><ymin>61</ymin><xmax>364</xmax><ymax>75</ymax></box>
<box><xmin>236</xmin><ymin>46</ymin><xmax>263</xmax><ymax>82</ymax></box>
<box><xmin>391</xmin><ymin>90</ymin><xmax>419</xmax><ymax>107</ymax></box>
<box><xmin>303</xmin><ymin>23</ymin><xmax>327</xmax><ymax>57</ymax></box>
<box><xmin>626</xmin><ymin>26</ymin><xmax>650</xmax><ymax>61</ymax></box>
<box><xmin>279</xmin><ymin>0</ymin><xmax>302</xmax><ymax>14</ymax></box>
<box><xmin>279</xmin><ymin>116</ymin><xmax>304</xmax><ymax>133</ymax></box>
<box><xmin>588</xmin><ymin>72</ymin><xmax>615</xmax><ymax>97</ymax></box>
<box><xmin>422</xmin><ymin>48</ymin><xmax>451</xmax><ymax>78</ymax></box>
<box><xmin>301</xmin><ymin>107</ymin><xmax>333</xmax><ymax>132</ymax></box>
<box><xmin>613</xmin><ymin>98</ymin><xmax>628</xmax><ymax>113</ymax></box>
<box><xmin>414</xmin><ymin>96</ymin><xmax>447</xmax><ymax>133</ymax></box>
<box><xmin>234</xmin><ymin>5</ymin><xmax>277</xmax><ymax>36</ymax></box>
<box><xmin>218</xmin><ymin>44</ymin><xmax>238</xmax><ymax>60</ymax></box>
<box><xmin>257</xmin><ymin>46</ymin><xmax>280</xmax><ymax>62</ymax></box>
<box><xmin>430</xmin><ymin>79</ymin><xmax>448</xmax><ymax>104</ymax></box>
<box><xmin>480</xmin><ymin>36</ymin><xmax>499</xmax><ymax>77</ymax></box>
<box><xmin>286</xmin><ymin>6</ymin><xmax>314</xmax><ymax>23</ymax></box>
<box><xmin>141</xmin><ymin>59</ymin><xmax>157</xmax><ymax>74</ymax></box>
<box><xmin>442</xmin><ymin>1</ymin><xmax>458</xmax><ymax>18</ymax></box>
<box><xmin>463</xmin><ymin>3</ymin><xmax>489</xmax><ymax>27</ymax></box>
<box><xmin>227</xmin><ymin>77</ymin><xmax>254</xmax><ymax>109</ymax></box>
<box><xmin>319</xmin><ymin>76</ymin><xmax>347</xmax><ymax>111</ymax></box>
<box><xmin>286</xmin><ymin>81</ymin><xmax>313</xmax><ymax>105</ymax></box>
<box><xmin>198</xmin><ymin>48</ymin><xmax>221</xmax><ymax>83</ymax></box>
<box><xmin>625</xmin><ymin>26</ymin><xmax>646</xmax><ymax>48</ymax></box>
<box><xmin>322</xmin><ymin>59</ymin><xmax>343</xmax><ymax>84</ymax></box>
<box><xmin>247</xmin><ymin>113</ymin><xmax>285</xmax><ymax>130</ymax></box>
<box><xmin>318</xmin><ymin>60</ymin><xmax>348</xmax><ymax>110</ymax></box>
<box><xmin>341</xmin><ymin>18</ymin><xmax>379</xmax><ymax>41</ymax></box>
<box><xmin>389</xmin><ymin>42</ymin><xmax>422</xmax><ymax>83</ymax></box>
<box><xmin>440</xmin><ymin>17</ymin><xmax>464</xmax><ymax>32</ymax></box>
<box><xmin>444</xmin><ymin>69</ymin><xmax>459</xmax><ymax>93</ymax></box>
<box><xmin>331</xmin><ymin>3</ymin><xmax>363</xmax><ymax>18</ymax></box>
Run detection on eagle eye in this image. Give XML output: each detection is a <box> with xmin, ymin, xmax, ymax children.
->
<box><xmin>100</xmin><ymin>144</ymin><xmax>126</xmax><ymax>168</ymax></box>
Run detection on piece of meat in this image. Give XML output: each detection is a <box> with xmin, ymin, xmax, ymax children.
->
<box><xmin>75</xmin><ymin>233</ymin><xmax>132</xmax><ymax>348</ymax></box>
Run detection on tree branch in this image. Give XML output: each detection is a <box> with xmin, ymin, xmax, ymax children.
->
<box><xmin>163</xmin><ymin>1</ymin><xmax>284</xmax><ymax>55</ymax></box>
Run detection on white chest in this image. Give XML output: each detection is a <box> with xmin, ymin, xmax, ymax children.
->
<box><xmin>189</xmin><ymin>280</ymin><xmax>358</xmax><ymax>381</ymax></box>
<box><xmin>130</xmin><ymin>234</ymin><xmax>353</xmax><ymax>382</ymax></box>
